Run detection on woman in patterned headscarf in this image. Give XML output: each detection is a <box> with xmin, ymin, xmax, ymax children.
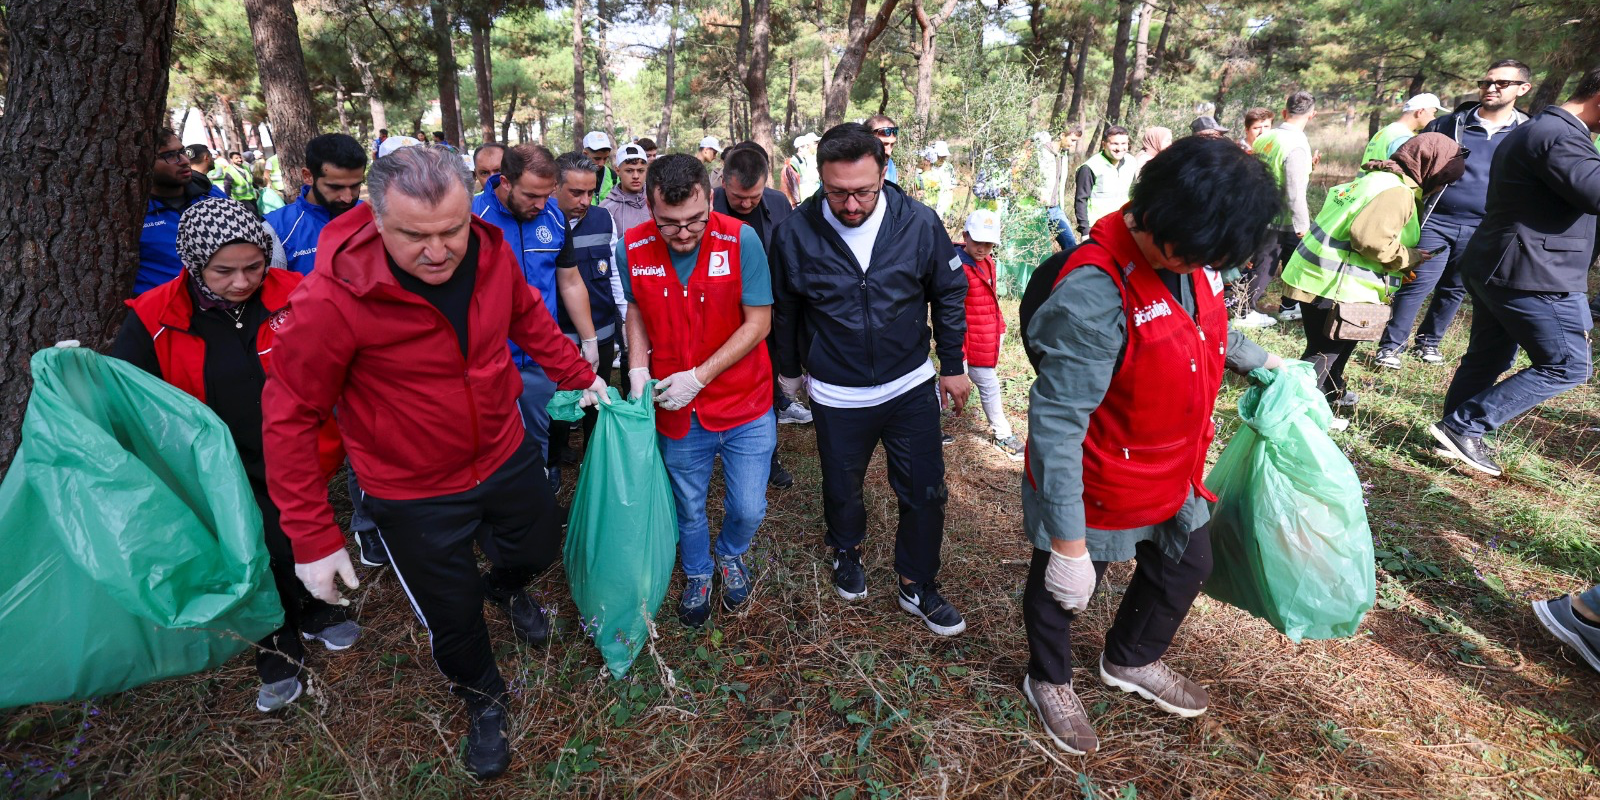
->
<box><xmin>111</xmin><ymin>197</ymin><xmax>354</xmax><ymax>714</ymax></box>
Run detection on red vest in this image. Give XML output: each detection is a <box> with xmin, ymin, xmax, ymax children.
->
<box><xmin>1027</xmin><ymin>213</ymin><xmax>1228</xmax><ymax>529</ymax></box>
<box><xmin>959</xmin><ymin>247</ymin><xmax>1003</xmax><ymax>368</ymax></box>
<box><xmin>127</xmin><ymin>270</ymin><xmax>344</xmax><ymax>479</ymax></box>
<box><xmin>625</xmin><ymin>212</ymin><xmax>773</xmax><ymax>439</ymax></box>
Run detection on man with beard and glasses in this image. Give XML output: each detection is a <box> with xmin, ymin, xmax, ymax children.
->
<box><xmin>265</xmin><ymin>134</ymin><xmax>370</xmax><ymax>276</ymax></box>
<box><xmin>137</xmin><ymin>127</ymin><xmax>227</xmax><ymax>295</ymax></box>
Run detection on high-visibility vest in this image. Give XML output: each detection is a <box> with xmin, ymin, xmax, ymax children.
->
<box><xmin>1281</xmin><ymin>170</ymin><xmax>1420</xmax><ymax>304</ymax></box>
<box><xmin>266</xmin><ymin>154</ymin><xmax>284</xmax><ymax>193</ymax></box>
<box><xmin>1081</xmin><ymin>151</ymin><xmax>1135</xmax><ymax>227</ymax></box>
<box><xmin>1362</xmin><ymin>121</ymin><xmax>1413</xmax><ymax>163</ymax></box>
<box><xmin>221</xmin><ymin>162</ymin><xmax>258</xmax><ymax>203</ymax></box>
<box><xmin>1252</xmin><ymin>130</ymin><xmax>1295</xmax><ymax>227</ymax></box>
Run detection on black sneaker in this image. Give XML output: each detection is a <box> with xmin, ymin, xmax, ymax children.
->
<box><xmin>355</xmin><ymin>529</ymin><xmax>388</xmax><ymax>567</ymax></box>
<box><xmin>769</xmin><ymin>456</ymin><xmax>794</xmax><ymax>490</ymax></box>
<box><xmin>1373</xmin><ymin>348</ymin><xmax>1402</xmax><ymax>370</ymax></box>
<box><xmin>832</xmin><ymin>547</ymin><xmax>867</xmax><ymax>601</ymax></box>
<box><xmin>678</xmin><ymin>575</ymin><xmax>713</xmax><ymax>628</ymax></box>
<box><xmin>487</xmin><ymin>587</ymin><xmax>551</xmax><ymax>646</ymax></box>
<box><xmin>1428</xmin><ymin>423</ymin><xmax>1502</xmax><ymax>477</ymax></box>
<box><xmin>1412</xmin><ymin>344</ymin><xmax>1444</xmax><ymax>364</ymax></box>
<box><xmin>897</xmin><ymin>579</ymin><xmax>967</xmax><ymax>636</ymax></box>
<box><xmin>463</xmin><ymin>701</ymin><xmax>511</xmax><ymax>779</ymax></box>
<box><xmin>941</xmin><ymin>433</ymin><xmax>954</xmax><ymax>446</ymax></box>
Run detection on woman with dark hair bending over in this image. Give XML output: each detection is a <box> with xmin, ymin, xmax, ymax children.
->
<box><xmin>1020</xmin><ymin>137</ymin><xmax>1286</xmax><ymax>755</ymax></box>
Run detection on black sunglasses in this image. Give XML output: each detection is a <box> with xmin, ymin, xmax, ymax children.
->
<box><xmin>1477</xmin><ymin>79</ymin><xmax>1527</xmax><ymax>90</ymax></box>
<box><xmin>873</xmin><ymin>126</ymin><xmax>899</xmax><ymax>138</ymax></box>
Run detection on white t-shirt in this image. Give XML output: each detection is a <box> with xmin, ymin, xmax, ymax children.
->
<box><xmin>807</xmin><ymin>195</ymin><xmax>937</xmax><ymax>409</ymax></box>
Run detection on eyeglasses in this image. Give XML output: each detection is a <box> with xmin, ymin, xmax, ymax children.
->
<box><xmin>822</xmin><ymin>185</ymin><xmax>882</xmax><ymax>203</ymax></box>
<box><xmin>1477</xmin><ymin>79</ymin><xmax>1527</xmax><ymax>90</ymax></box>
<box><xmin>655</xmin><ymin>216</ymin><xmax>708</xmax><ymax>236</ymax></box>
<box><xmin>156</xmin><ymin>148</ymin><xmax>190</xmax><ymax>166</ymax></box>
<box><xmin>872</xmin><ymin>126</ymin><xmax>899</xmax><ymax>138</ymax></box>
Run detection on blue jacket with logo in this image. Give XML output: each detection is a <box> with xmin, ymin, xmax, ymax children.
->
<box><xmin>264</xmin><ymin>186</ymin><xmax>362</xmax><ymax>275</ymax></box>
<box><xmin>137</xmin><ymin>176</ymin><xmax>228</xmax><ymax>295</ymax></box>
<box><xmin>556</xmin><ymin>206</ymin><xmax>619</xmax><ymax>342</ymax></box>
<box><xmin>473</xmin><ymin>173</ymin><xmax>567</xmax><ymax>367</ymax></box>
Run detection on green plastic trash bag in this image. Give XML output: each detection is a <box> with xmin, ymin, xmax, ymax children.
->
<box><xmin>1202</xmin><ymin>362</ymin><xmax>1375</xmax><ymax>642</ymax></box>
<box><xmin>0</xmin><ymin>347</ymin><xmax>283</xmax><ymax>708</ymax></box>
<box><xmin>548</xmin><ymin>385</ymin><xmax>677</xmax><ymax>679</ymax></box>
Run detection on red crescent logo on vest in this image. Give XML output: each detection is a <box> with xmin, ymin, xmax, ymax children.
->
<box><xmin>268</xmin><ymin>306</ymin><xmax>292</xmax><ymax>331</ymax></box>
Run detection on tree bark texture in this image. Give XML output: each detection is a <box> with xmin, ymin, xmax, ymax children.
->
<box><xmin>1531</xmin><ymin>67</ymin><xmax>1571</xmax><ymax>112</ymax></box>
<box><xmin>912</xmin><ymin>0</ymin><xmax>959</xmax><ymax>141</ymax></box>
<box><xmin>784</xmin><ymin>58</ymin><xmax>799</xmax><ymax>134</ymax></box>
<box><xmin>572</xmin><ymin>0</ymin><xmax>588</xmax><ymax>148</ymax></box>
<box><xmin>470</xmin><ymin>10</ymin><xmax>496</xmax><ymax>143</ymax></box>
<box><xmin>657</xmin><ymin>0</ymin><xmax>678</xmax><ymax>147</ymax></box>
<box><xmin>502</xmin><ymin>84</ymin><xmax>519</xmax><ymax>143</ymax></box>
<box><xmin>741</xmin><ymin>0</ymin><xmax>776</xmax><ymax>157</ymax></box>
<box><xmin>1126</xmin><ymin>0</ymin><xmax>1153</xmax><ymax>117</ymax></box>
<box><xmin>1066</xmin><ymin>22</ymin><xmax>1090</xmax><ymax>125</ymax></box>
<box><xmin>218</xmin><ymin>94</ymin><xmax>247</xmax><ymax>156</ymax></box>
<box><xmin>0</xmin><ymin>0</ymin><xmax>178</xmax><ymax>470</ymax></box>
<box><xmin>243</xmin><ymin>0</ymin><xmax>318</xmax><ymax>179</ymax></box>
<box><xmin>348</xmin><ymin>40</ymin><xmax>388</xmax><ymax>134</ymax></box>
<box><xmin>596</xmin><ymin>0</ymin><xmax>615</xmax><ymax>134</ymax></box>
<box><xmin>1104</xmin><ymin>0</ymin><xmax>1134</xmax><ymax>123</ymax></box>
<box><xmin>430</xmin><ymin>2</ymin><xmax>463</xmax><ymax>147</ymax></box>
<box><xmin>1050</xmin><ymin>39</ymin><xmax>1073</xmax><ymax>127</ymax></box>
<box><xmin>823</xmin><ymin>0</ymin><xmax>902</xmax><ymax>127</ymax></box>
<box><xmin>334</xmin><ymin>76</ymin><xmax>351</xmax><ymax>134</ymax></box>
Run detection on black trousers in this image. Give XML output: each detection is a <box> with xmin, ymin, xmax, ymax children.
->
<box><xmin>549</xmin><ymin>337</ymin><xmax>615</xmax><ymax>467</ymax></box>
<box><xmin>363</xmin><ymin>433</ymin><xmax>562</xmax><ymax>707</ymax></box>
<box><xmin>812</xmin><ymin>380</ymin><xmax>947</xmax><ymax>583</ymax></box>
<box><xmin>1298</xmin><ymin>301</ymin><xmax>1360</xmax><ymax>404</ymax></box>
<box><xmin>1237</xmin><ymin>230</ymin><xmax>1301</xmax><ymax>314</ymax></box>
<box><xmin>253</xmin><ymin>482</ymin><xmax>347</xmax><ymax>685</ymax></box>
<box><xmin>1023</xmin><ymin>524</ymin><xmax>1213</xmax><ymax>686</ymax></box>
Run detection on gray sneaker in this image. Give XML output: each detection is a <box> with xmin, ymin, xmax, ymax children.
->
<box><xmin>256</xmin><ymin>676</ymin><xmax>303</xmax><ymax>712</ymax></box>
<box><xmin>1532</xmin><ymin>595</ymin><xmax>1600</xmax><ymax>673</ymax></box>
<box><xmin>302</xmin><ymin>619</ymin><xmax>361</xmax><ymax>651</ymax></box>
<box><xmin>1098</xmin><ymin>654</ymin><xmax>1208</xmax><ymax>717</ymax></box>
<box><xmin>777</xmin><ymin>401</ymin><xmax>814</xmax><ymax>425</ymax></box>
<box><xmin>991</xmin><ymin>434</ymin><xmax>1025</xmax><ymax>461</ymax></box>
<box><xmin>1022</xmin><ymin>676</ymin><xmax>1098</xmax><ymax>755</ymax></box>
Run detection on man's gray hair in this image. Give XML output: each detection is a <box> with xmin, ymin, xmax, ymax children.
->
<box><xmin>368</xmin><ymin>145</ymin><xmax>472</xmax><ymax>220</ymax></box>
<box><xmin>555</xmin><ymin>151</ymin><xmax>598</xmax><ymax>186</ymax></box>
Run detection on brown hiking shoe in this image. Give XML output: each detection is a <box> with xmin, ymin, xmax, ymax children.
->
<box><xmin>1022</xmin><ymin>676</ymin><xmax>1099</xmax><ymax>755</ymax></box>
<box><xmin>1098</xmin><ymin>654</ymin><xmax>1208</xmax><ymax>717</ymax></box>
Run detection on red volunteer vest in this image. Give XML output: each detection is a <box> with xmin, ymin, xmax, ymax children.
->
<box><xmin>128</xmin><ymin>270</ymin><xmax>344</xmax><ymax>478</ymax></box>
<box><xmin>625</xmin><ymin>211</ymin><xmax>773</xmax><ymax>439</ymax></box>
<box><xmin>1026</xmin><ymin>213</ymin><xmax>1228</xmax><ymax>529</ymax></box>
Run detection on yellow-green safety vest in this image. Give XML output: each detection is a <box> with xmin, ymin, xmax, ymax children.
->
<box><xmin>1362</xmin><ymin>121</ymin><xmax>1413</xmax><ymax>164</ymax></box>
<box><xmin>1281</xmin><ymin>170</ymin><xmax>1420</xmax><ymax>304</ymax></box>
<box><xmin>1082</xmin><ymin>151</ymin><xmax>1134</xmax><ymax>227</ymax></box>
<box><xmin>1252</xmin><ymin>129</ymin><xmax>1295</xmax><ymax>228</ymax></box>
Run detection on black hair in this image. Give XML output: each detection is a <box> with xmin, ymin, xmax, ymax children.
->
<box><xmin>473</xmin><ymin>142</ymin><xmax>505</xmax><ymax>160</ymax></box>
<box><xmin>305</xmin><ymin>133</ymin><xmax>368</xmax><ymax>177</ymax></box>
<box><xmin>1489</xmin><ymin>58</ymin><xmax>1533</xmax><ymax>83</ymax></box>
<box><xmin>1103</xmin><ymin>125</ymin><xmax>1130</xmax><ymax>141</ymax></box>
<box><xmin>500</xmin><ymin>143</ymin><xmax>558</xmax><ymax>182</ymax></box>
<box><xmin>723</xmin><ymin>143</ymin><xmax>769</xmax><ymax>189</ymax></box>
<box><xmin>863</xmin><ymin>113</ymin><xmax>897</xmax><ymax>130</ymax></box>
<box><xmin>432</xmin><ymin>131</ymin><xmax>445</xmax><ymax>141</ymax></box>
<box><xmin>1127</xmin><ymin>136</ymin><xmax>1281</xmax><ymax>272</ymax></box>
<box><xmin>184</xmin><ymin>143</ymin><xmax>211</xmax><ymax>161</ymax></box>
<box><xmin>1569</xmin><ymin>65</ymin><xmax>1600</xmax><ymax>101</ymax></box>
<box><xmin>645</xmin><ymin>153</ymin><xmax>710</xmax><ymax>206</ymax></box>
<box><xmin>378</xmin><ymin>128</ymin><xmax>389</xmax><ymax>136</ymax></box>
<box><xmin>816</xmin><ymin>122</ymin><xmax>886</xmax><ymax>168</ymax></box>
<box><xmin>228</xmin><ymin>150</ymin><xmax>243</xmax><ymax>159</ymax></box>
<box><xmin>554</xmin><ymin>151</ymin><xmax>598</xmax><ymax>185</ymax></box>
<box><xmin>1285</xmin><ymin>91</ymin><xmax>1316</xmax><ymax>117</ymax></box>
<box><xmin>635</xmin><ymin>137</ymin><xmax>658</xmax><ymax>151</ymax></box>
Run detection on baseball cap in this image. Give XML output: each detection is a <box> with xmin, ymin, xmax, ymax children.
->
<box><xmin>793</xmin><ymin>132</ymin><xmax>820</xmax><ymax>148</ymax></box>
<box><xmin>1189</xmin><ymin>116</ymin><xmax>1229</xmax><ymax>135</ymax></box>
<box><xmin>1402</xmin><ymin>93</ymin><xmax>1443</xmax><ymax>113</ymax></box>
<box><xmin>377</xmin><ymin>135</ymin><xmax>423</xmax><ymax>157</ymax></box>
<box><xmin>614</xmin><ymin>143</ymin><xmax>647</xmax><ymax>167</ymax></box>
<box><xmin>964</xmin><ymin>210</ymin><xmax>1002</xmax><ymax>244</ymax></box>
<box><xmin>582</xmin><ymin>131</ymin><xmax>614</xmax><ymax>151</ymax></box>
<box><xmin>699</xmin><ymin>136</ymin><xmax>722</xmax><ymax>152</ymax></box>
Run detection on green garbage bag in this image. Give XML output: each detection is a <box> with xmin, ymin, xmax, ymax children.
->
<box><xmin>1203</xmin><ymin>362</ymin><xmax>1375</xmax><ymax>642</ymax></box>
<box><xmin>548</xmin><ymin>385</ymin><xmax>677</xmax><ymax>679</ymax></box>
<box><xmin>998</xmin><ymin>205</ymin><xmax>1055</xmax><ymax>297</ymax></box>
<box><xmin>0</xmin><ymin>347</ymin><xmax>283</xmax><ymax>708</ymax></box>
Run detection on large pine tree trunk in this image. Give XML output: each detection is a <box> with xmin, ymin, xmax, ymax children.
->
<box><xmin>1066</xmin><ymin>22</ymin><xmax>1090</xmax><ymax>124</ymax></box>
<box><xmin>244</xmin><ymin>0</ymin><xmax>318</xmax><ymax>179</ymax></box>
<box><xmin>912</xmin><ymin>0</ymin><xmax>959</xmax><ymax>141</ymax></box>
<box><xmin>1125</xmin><ymin>0</ymin><xmax>1153</xmax><ymax>118</ymax></box>
<box><xmin>1531</xmin><ymin>67</ymin><xmax>1572</xmax><ymax>112</ymax></box>
<box><xmin>334</xmin><ymin>76</ymin><xmax>351</xmax><ymax>134</ymax></box>
<box><xmin>501</xmin><ymin>84</ymin><xmax>519</xmax><ymax>143</ymax></box>
<box><xmin>1050</xmin><ymin>39</ymin><xmax>1074</xmax><ymax>127</ymax></box>
<box><xmin>430</xmin><ymin>2</ymin><xmax>463</xmax><ymax>147</ymax></box>
<box><xmin>0</xmin><ymin>0</ymin><xmax>179</xmax><ymax>470</ymax></box>
<box><xmin>597</xmin><ymin>0</ymin><xmax>615</xmax><ymax>134</ymax></box>
<box><xmin>1104</xmin><ymin>0</ymin><xmax>1134</xmax><ymax>123</ymax></box>
<box><xmin>742</xmin><ymin>0</ymin><xmax>776</xmax><ymax>157</ymax></box>
<box><xmin>784</xmin><ymin>58</ymin><xmax>799</xmax><ymax>134</ymax></box>
<box><xmin>657</xmin><ymin>0</ymin><xmax>677</xmax><ymax>146</ymax></box>
<box><xmin>823</xmin><ymin>0</ymin><xmax>902</xmax><ymax>127</ymax></box>
<box><xmin>572</xmin><ymin>0</ymin><xmax>588</xmax><ymax>148</ymax></box>
<box><xmin>470</xmin><ymin>10</ymin><xmax>495</xmax><ymax>143</ymax></box>
<box><xmin>348</xmin><ymin>41</ymin><xmax>388</xmax><ymax>133</ymax></box>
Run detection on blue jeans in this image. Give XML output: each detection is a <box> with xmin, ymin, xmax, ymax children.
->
<box><xmin>659</xmin><ymin>411</ymin><xmax>778</xmax><ymax>578</ymax></box>
<box><xmin>1046</xmin><ymin>205</ymin><xmax>1077</xmax><ymax>251</ymax></box>
<box><xmin>1379</xmin><ymin>219</ymin><xmax>1472</xmax><ymax>351</ymax></box>
<box><xmin>515</xmin><ymin>362</ymin><xmax>557</xmax><ymax>469</ymax></box>
<box><xmin>1441</xmin><ymin>274</ymin><xmax>1593</xmax><ymax>438</ymax></box>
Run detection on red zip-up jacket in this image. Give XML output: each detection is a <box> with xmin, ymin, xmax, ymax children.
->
<box><xmin>263</xmin><ymin>203</ymin><xmax>596</xmax><ymax>564</ymax></box>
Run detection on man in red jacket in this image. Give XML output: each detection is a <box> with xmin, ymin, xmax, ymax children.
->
<box><xmin>263</xmin><ymin>145</ymin><xmax>605</xmax><ymax>780</ymax></box>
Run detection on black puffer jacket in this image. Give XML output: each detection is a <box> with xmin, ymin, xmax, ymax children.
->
<box><xmin>769</xmin><ymin>182</ymin><xmax>967</xmax><ymax>386</ymax></box>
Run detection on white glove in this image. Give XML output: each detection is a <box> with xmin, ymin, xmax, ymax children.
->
<box><xmin>579</xmin><ymin>338</ymin><xmax>600</xmax><ymax>371</ymax></box>
<box><xmin>628</xmin><ymin>367</ymin><xmax>651</xmax><ymax>400</ymax></box>
<box><xmin>578</xmin><ymin>375</ymin><xmax>611</xmax><ymax>408</ymax></box>
<box><xmin>653</xmin><ymin>368</ymin><xmax>705</xmax><ymax>411</ymax></box>
<box><xmin>295</xmin><ymin>548</ymin><xmax>359</xmax><ymax>607</ymax></box>
<box><xmin>1043</xmin><ymin>550</ymin><xmax>1096</xmax><ymax>614</ymax></box>
<box><xmin>778</xmin><ymin>373</ymin><xmax>804</xmax><ymax>400</ymax></box>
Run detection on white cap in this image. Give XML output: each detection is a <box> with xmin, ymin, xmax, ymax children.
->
<box><xmin>582</xmin><ymin>131</ymin><xmax>614</xmax><ymax>151</ymax></box>
<box><xmin>964</xmin><ymin>209</ymin><xmax>1002</xmax><ymax>244</ymax></box>
<box><xmin>614</xmin><ymin>143</ymin><xmax>647</xmax><ymax>167</ymax></box>
<box><xmin>698</xmin><ymin>136</ymin><xmax>722</xmax><ymax>152</ymax></box>
<box><xmin>1403</xmin><ymin>93</ymin><xmax>1443</xmax><ymax>113</ymax></box>
<box><xmin>793</xmin><ymin>132</ymin><xmax>820</xmax><ymax>148</ymax></box>
<box><xmin>377</xmin><ymin>135</ymin><xmax>423</xmax><ymax>158</ymax></box>
<box><xmin>931</xmin><ymin>141</ymin><xmax>951</xmax><ymax>158</ymax></box>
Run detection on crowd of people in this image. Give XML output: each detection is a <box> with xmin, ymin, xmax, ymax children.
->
<box><xmin>117</xmin><ymin>59</ymin><xmax>1600</xmax><ymax>778</ymax></box>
